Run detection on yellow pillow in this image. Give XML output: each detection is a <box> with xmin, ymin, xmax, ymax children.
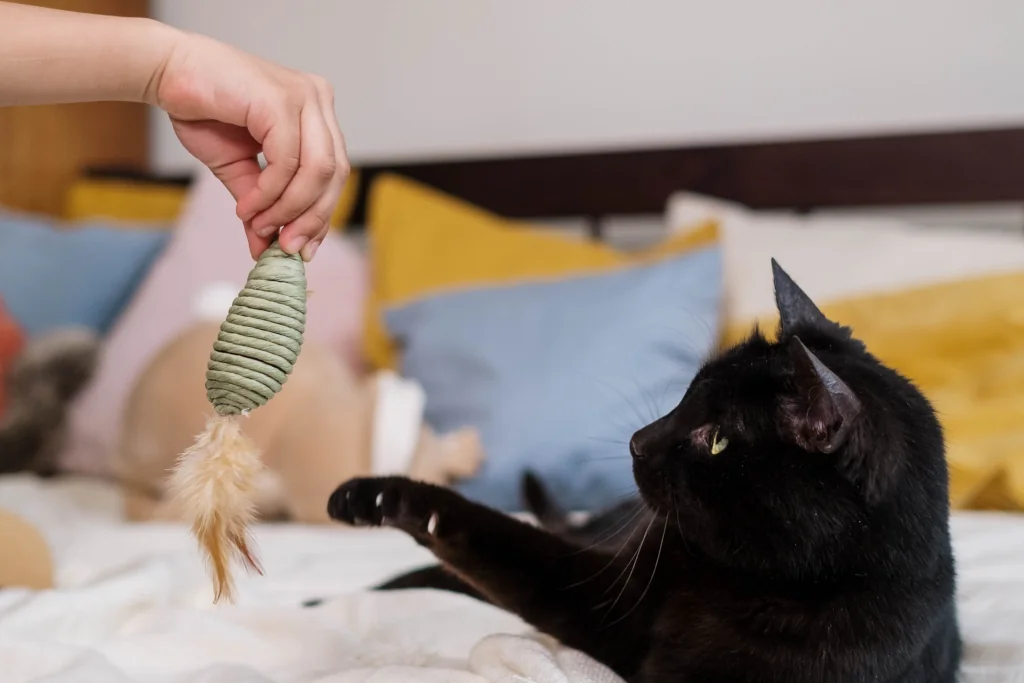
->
<box><xmin>330</xmin><ymin>168</ymin><xmax>361</xmax><ymax>229</ymax></box>
<box><xmin>364</xmin><ymin>174</ymin><xmax>718</xmax><ymax>370</ymax></box>
<box><xmin>65</xmin><ymin>169</ymin><xmax>361</xmax><ymax>229</ymax></box>
<box><xmin>723</xmin><ymin>270</ymin><xmax>1024</xmax><ymax>511</ymax></box>
<box><xmin>64</xmin><ymin>178</ymin><xmax>188</xmax><ymax>225</ymax></box>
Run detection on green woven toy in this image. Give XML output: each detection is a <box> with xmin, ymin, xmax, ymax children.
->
<box><xmin>169</xmin><ymin>241</ymin><xmax>306</xmax><ymax>603</ymax></box>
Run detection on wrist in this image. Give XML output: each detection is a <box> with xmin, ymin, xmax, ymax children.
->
<box><xmin>115</xmin><ymin>17</ymin><xmax>184</xmax><ymax>105</ymax></box>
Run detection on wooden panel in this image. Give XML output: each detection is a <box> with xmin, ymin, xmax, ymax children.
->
<box><xmin>0</xmin><ymin>0</ymin><xmax>150</xmax><ymax>217</ymax></box>
<box><xmin>348</xmin><ymin>127</ymin><xmax>1024</xmax><ymax>223</ymax></box>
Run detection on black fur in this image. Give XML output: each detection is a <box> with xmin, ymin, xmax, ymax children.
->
<box><xmin>520</xmin><ymin>470</ymin><xmax>651</xmax><ymax>549</ymax></box>
<box><xmin>375</xmin><ymin>473</ymin><xmax>649</xmax><ymax>602</ymax></box>
<box><xmin>329</xmin><ymin>261</ymin><xmax>961</xmax><ymax>683</ymax></box>
<box><xmin>376</xmin><ymin>564</ymin><xmax>487</xmax><ymax>601</ymax></box>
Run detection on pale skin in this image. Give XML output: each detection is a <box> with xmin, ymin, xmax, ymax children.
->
<box><xmin>0</xmin><ymin>2</ymin><xmax>349</xmax><ymax>261</ymax></box>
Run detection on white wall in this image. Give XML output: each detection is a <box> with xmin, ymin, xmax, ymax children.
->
<box><xmin>151</xmin><ymin>0</ymin><xmax>1024</xmax><ymax>173</ymax></box>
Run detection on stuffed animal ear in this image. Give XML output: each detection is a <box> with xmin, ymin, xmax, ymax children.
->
<box><xmin>785</xmin><ymin>336</ymin><xmax>862</xmax><ymax>454</ymax></box>
<box><xmin>772</xmin><ymin>259</ymin><xmax>847</xmax><ymax>338</ymax></box>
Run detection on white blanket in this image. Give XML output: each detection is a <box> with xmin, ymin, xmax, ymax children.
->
<box><xmin>1</xmin><ymin>475</ymin><xmax>1023</xmax><ymax>682</ymax></box>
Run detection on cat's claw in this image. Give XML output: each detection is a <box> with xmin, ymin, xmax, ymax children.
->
<box><xmin>328</xmin><ymin>476</ymin><xmax>443</xmax><ymax>540</ymax></box>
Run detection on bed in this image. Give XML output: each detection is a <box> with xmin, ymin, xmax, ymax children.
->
<box><xmin>5</xmin><ymin>56</ymin><xmax>1024</xmax><ymax>679</ymax></box>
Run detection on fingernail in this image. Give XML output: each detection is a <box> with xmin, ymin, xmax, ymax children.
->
<box><xmin>256</xmin><ymin>225</ymin><xmax>279</xmax><ymax>239</ymax></box>
<box><xmin>300</xmin><ymin>240</ymin><xmax>321</xmax><ymax>262</ymax></box>
<box><xmin>284</xmin><ymin>235</ymin><xmax>308</xmax><ymax>255</ymax></box>
<box><xmin>236</xmin><ymin>203</ymin><xmax>254</xmax><ymax>221</ymax></box>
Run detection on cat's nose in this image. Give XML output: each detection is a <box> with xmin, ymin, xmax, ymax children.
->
<box><xmin>629</xmin><ymin>435</ymin><xmax>645</xmax><ymax>459</ymax></box>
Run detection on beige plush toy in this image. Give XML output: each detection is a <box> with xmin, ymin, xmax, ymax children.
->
<box><xmin>0</xmin><ymin>508</ymin><xmax>53</xmax><ymax>590</ymax></box>
<box><xmin>115</xmin><ymin>321</ymin><xmax>483</xmax><ymax>524</ymax></box>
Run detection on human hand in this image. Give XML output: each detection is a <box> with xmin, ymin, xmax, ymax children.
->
<box><xmin>150</xmin><ymin>31</ymin><xmax>349</xmax><ymax>261</ymax></box>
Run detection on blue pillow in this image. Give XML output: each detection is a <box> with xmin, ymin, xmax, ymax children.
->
<box><xmin>384</xmin><ymin>245</ymin><xmax>722</xmax><ymax>512</ymax></box>
<box><xmin>0</xmin><ymin>216</ymin><xmax>170</xmax><ymax>337</ymax></box>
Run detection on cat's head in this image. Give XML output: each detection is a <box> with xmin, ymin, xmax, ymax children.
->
<box><xmin>630</xmin><ymin>260</ymin><xmax>948</xmax><ymax>577</ymax></box>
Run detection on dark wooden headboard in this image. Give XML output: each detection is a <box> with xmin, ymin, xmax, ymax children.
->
<box><xmin>347</xmin><ymin>126</ymin><xmax>1024</xmax><ymax>225</ymax></box>
<box><xmin>0</xmin><ymin>0</ymin><xmax>150</xmax><ymax>217</ymax></box>
<box><xmin>70</xmin><ymin>125</ymin><xmax>1024</xmax><ymax>231</ymax></box>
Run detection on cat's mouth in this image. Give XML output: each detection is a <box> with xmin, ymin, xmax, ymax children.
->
<box><xmin>632</xmin><ymin>455</ymin><xmax>680</xmax><ymax>516</ymax></box>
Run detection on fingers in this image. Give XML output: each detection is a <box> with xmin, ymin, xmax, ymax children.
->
<box><xmin>252</xmin><ymin>102</ymin><xmax>335</xmax><ymax>255</ymax></box>
<box><xmin>244</xmin><ymin>226</ymin><xmax>273</xmax><ymax>261</ymax></box>
<box><xmin>241</xmin><ymin>77</ymin><xmax>348</xmax><ymax>261</ymax></box>
<box><xmin>173</xmin><ymin>62</ymin><xmax>347</xmax><ymax>262</ymax></box>
<box><xmin>284</xmin><ymin>79</ymin><xmax>349</xmax><ymax>262</ymax></box>
<box><xmin>235</xmin><ymin>95</ymin><xmax>302</xmax><ymax>232</ymax></box>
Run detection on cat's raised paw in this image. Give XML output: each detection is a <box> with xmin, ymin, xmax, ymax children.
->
<box><xmin>327</xmin><ymin>476</ymin><xmax>443</xmax><ymax>540</ymax></box>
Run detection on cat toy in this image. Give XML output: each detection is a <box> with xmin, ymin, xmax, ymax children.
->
<box><xmin>169</xmin><ymin>240</ymin><xmax>306</xmax><ymax>603</ymax></box>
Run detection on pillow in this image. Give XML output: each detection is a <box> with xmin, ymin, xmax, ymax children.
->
<box><xmin>0</xmin><ymin>296</ymin><xmax>25</xmax><ymax>417</ymax></box>
<box><xmin>365</xmin><ymin>174</ymin><xmax>716</xmax><ymax>370</ymax></box>
<box><xmin>665</xmin><ymin>192</ymin><xmax>1024</xmax><ymax>512</ymax></box>
<box><xmin>740</xmin><ymin>271</ymin><xmax>1024</xmax><ymax>513</ymax></box>
<box><xmin>386</xmin><ymin>244</ymin><xmax>721</xmax><ymax>512</ymax></box>
<box><xmin>64</xmin><ymin>177</ymin><xmax>189</xmax><ymax>224</ymax></box>
<box><xmin>65</xmin><ymin>168</ymin><xmax>361</xmax><ymax>229</ymax></box>
<box><xmin>365</xmin><ymin>176</ymin><xmax>722</xmax><ymax>511</ymax></box>
<box><xmin>387</xmin><ymin>246</ymin><xmax>721</xmax><ymax>512</ymax></box>
<box><xmin>0</xmin><ymin>215</ymin><xmax>170</xmax><ymax>337</ymax></box>
<box><xmin>59</xmin><ymin>168</ymin><xmax>369</xmax><ymax>477</ymax></box>
<box><xmin>331</xmin><ymin>168</ymin><xmax>361</xmax><ymax>229</ymax></box>
<box><xmin>665</xmin><ymin>191</ymin><xmax>1024</xmax><ymax>327</ymax></box>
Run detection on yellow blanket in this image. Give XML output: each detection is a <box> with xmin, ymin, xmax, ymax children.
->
<box><xmin>725</xmin><ymin>270</ymin><xmax>1024</xmax><ymax>511</ymax></box>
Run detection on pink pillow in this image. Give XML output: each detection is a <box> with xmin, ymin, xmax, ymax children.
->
<box><xmin>60</xmin><ymin>169</ymin><xmax>368</xmax><ymax>476</ymax></box>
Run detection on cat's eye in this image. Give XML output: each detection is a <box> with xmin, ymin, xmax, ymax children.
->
<box><xmin>710</xmin><ymin>428</ymin><xmax>729</xmax><ymax>455</ymax></box>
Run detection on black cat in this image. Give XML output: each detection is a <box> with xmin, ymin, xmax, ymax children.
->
<box><xmin>329</xmin><ymin>260</ymin><xmax>961</xmax><ymax>683</ymax></box>
<box><xmin>519</xmin><ymin>470</ymin><xmax>651</xmax><ymax>550</ymax></box>
<box><xmin>374</xmin><ymin>471</ymin><xmax>649</xmax><ymax>601</ymax></box>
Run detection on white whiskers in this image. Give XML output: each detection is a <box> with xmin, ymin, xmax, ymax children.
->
<box><xmin>607</xmin><ymin>516</ymin><xmax>668</xmax><ymax>626</ymax></box>
<box><xmin>602</xmin><ymin>515</ymin><xmax>655</xmax><ymax>623</ymax></box>
<box><xmin>566</xmin><ymin>508</ymin><xmax>647</xmax><ymax>589</ymax></box>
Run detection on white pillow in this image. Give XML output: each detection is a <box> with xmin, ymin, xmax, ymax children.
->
<box><xmin>666</xmin><ymin>191</ymin><xmax>1024</xmax><ymax>323</ymax></box>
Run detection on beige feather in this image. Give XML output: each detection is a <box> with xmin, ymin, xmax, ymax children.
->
<box><xmin>168</xmin><ymin>416</ymin><xmax>264</xmax><ymax>603</ymax></box>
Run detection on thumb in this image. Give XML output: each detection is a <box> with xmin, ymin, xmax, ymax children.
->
<box><xmin>171</xmin><ymin>118</ymin><xmax>273</xmax><ymax>256</ymax></box>
<box><xmin>210</xmin><ymin>156</ymin><xmax>261</xmax><ymax>203</ymax></box>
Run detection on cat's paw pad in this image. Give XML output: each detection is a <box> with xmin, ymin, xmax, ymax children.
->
<box><xmin>328</xmin><ymin>477</ymin><xmax>442</xmax><ymax>538</ymax></box>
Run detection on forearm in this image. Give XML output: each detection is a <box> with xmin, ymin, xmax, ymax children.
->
<box><xmin>0</xmin><ymin>2</ymin><xmax>180</xmax><ymax>107</ymax></box>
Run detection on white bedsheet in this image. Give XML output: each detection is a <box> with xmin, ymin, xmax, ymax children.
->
<box><xmin>1</xmin><ymin>475</ymin><xmax>1023</xmax><ymax>682</ymax></box>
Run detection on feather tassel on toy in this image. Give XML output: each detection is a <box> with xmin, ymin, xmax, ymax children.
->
<box><xmin>168</xmin><ymin>241</ymin><xmax>306</xmax><ymax>603</ymax></box>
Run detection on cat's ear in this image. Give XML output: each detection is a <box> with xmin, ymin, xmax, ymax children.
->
<box><xmin>772</xmin><ymin>259</ymin><xmax>845</xmax><ymax>337</ymax></box>
<box><xmin>785</xmin><ymin>336</ymin><xmax>862</xmax><ymax>454</ymax></box>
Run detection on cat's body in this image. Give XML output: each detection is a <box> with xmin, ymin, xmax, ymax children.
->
<box><xmin>330</xmin><ymin>261</ymin><xmax>961</xmax><ymax>683</ymax></box>
<box><xmin>520</xmin><ymin>470</ymin><xmax>650</xmax><ymax>550</ymax></box>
